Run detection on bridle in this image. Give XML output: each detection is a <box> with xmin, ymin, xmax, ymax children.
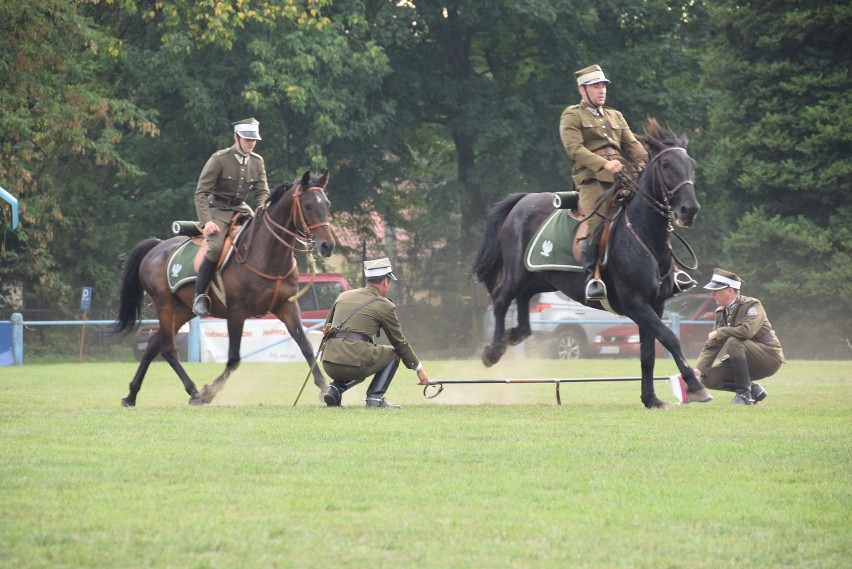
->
<box><xmin>617</xmin><ymin>145</ymin><xmax>699</xmax><ymax>275</ymax></box>
<box><xmin>259</xmin><ymin>184</ymin><xmax>331</xmax><ymax>253</ymax></box>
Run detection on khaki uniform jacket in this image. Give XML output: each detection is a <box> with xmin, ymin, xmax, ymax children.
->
<box><xmin>559</xmin><ymin>101</ymin><xmax>647</xmax><ymax>187</ymax></box>
<box><xmin>194</xmin><ymin>144</ymin><xmax>270</xmax><ymax>225</ymax></box>
<box><xmin>695</xmin><ymin>295</ymin><xmax>785</xmax><ymax>371</ymax></box>
<box><xmin>321</xmin><ymin>286</ymin><xmax>421</xmax><ymax>371</ymax></box>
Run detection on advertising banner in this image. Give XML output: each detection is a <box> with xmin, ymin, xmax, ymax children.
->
<box><xmin>199</xmin><ymin>319</ymin><xmax>323</xmax><ymax>363</ymax></box>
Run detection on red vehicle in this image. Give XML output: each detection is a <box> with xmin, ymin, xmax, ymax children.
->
<box><xmin>592</xmin><ymin>293</ymin><xmax>716</xmax><ymax>358</ymax></box>
<box><xmin>133</xmin><ymin>272</ymin><xmax>350</xmax><ymax>360</ymax></box>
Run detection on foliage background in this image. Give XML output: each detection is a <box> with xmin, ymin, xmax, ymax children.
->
<box><xmin>1</xmin><ymin>0</ymin><xmax>850</xmax><ymax>357</ymax></box>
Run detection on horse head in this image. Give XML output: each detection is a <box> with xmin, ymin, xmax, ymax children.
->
<box><xmin>266</xmin><ymin>170</ymin><xmax>335</xmax><ymax>257</ymax></box>
<box><xmin>642</xmin><ymin>118</ymin><xmax>700</xmax><ymax>228</ymax></box>
<box><xmin>295</xmin><ymin>170</ymin><xmax>335</xmax><ymax>257</ymax></box>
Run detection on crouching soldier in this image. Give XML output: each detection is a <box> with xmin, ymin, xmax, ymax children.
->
<box><xmin>321</xmin><ymin>257</ymin><xmax>429</xmax><ymax>408</ymax></box>
<box><xmin>693</xmin><ymin>268</ymin><xmax>785</xmax><ymax>405</ymax></box>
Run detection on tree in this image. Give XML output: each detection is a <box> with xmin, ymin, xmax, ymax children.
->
<box><xmin>700</xmin><ymin>0</ymin><xmax>852</xmax><ymax>353</ymax></box>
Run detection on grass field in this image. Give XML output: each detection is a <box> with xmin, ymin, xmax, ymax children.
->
<box><xmin>1</xmin><ymin>357</ymin><xmax>850</xmax><ymax>568</ymax></box>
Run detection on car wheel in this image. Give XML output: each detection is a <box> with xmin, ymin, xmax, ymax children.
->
<box><xmin>554</xmin><ymin>330</ymin><xmax>584</xmax><ymax>360</ymax></box>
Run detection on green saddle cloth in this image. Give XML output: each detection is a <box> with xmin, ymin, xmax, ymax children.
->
<box><xmin>524</xmin><ymin>210</ymin><xmax>583</xmax><ymax>272</ymax></box>
<box><xmin>167</xmin><ymin>239</ymin><xmax>200</xmax><ymax>292</ymax></box>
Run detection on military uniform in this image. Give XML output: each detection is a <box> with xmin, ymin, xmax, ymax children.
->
<box><xmin>559</xmin><ymin>101</ymin><xmax>647</xmax><ymax>230</ymax></box>
<box><xmin>322</xmin><ymin>286</ymin><xmax>420</xmax><ymax>381</ymax></box>
<box><xmin>194</xmin><ymin>143</ymin><xmax>269</xmax><ymax>262</ymax></box>
<box><xmin>696</xmin><ymin>295</ymin><xmax>785</xmax><ymax>390</ymax></box>
<box><xmin>191</xmin><ymin>118</ymin><xmax>269</xmax><ymax>317</ymax></box>
<box><xmin>320</xmin><ymin>257</ymin><xmax>423</xmax><ymax>408</ymax></box>
<box><xmin>559</xmin><ymin>64</ymin><xmax>652</xmax><ymax>302</ymax></box>
<box><xmin>696</xmin><ymin>268</ymin><xmax>785</xmax><ymax>404</ymax></box>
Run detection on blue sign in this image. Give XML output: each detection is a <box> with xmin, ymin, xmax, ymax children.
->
<box><xmin>80</xmin><ymin>287</ymin><xmax>93</xmax><ymax>312</ymax></box>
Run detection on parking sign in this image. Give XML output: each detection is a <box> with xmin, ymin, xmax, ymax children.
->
<box><xmin>80</xmin><ymin>287</ymin><xmax>93</xmax><ymax>312</ymax></box>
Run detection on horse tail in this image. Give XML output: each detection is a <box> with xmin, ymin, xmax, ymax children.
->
<box><xmin>111</xmin><ymin>238</ymin><xmax>161</xmax><ymax>335</ymax></box>
<box><xmin>472</xmin><ymin>192</ymin><xmax>527</xmax><ymax>293</ymax></box>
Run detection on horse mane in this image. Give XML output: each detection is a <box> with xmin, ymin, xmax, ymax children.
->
<box><xmin>266</xmin><ymin>180</ymin><xmax>294</xmax><ymax>206</ymax></box>
<box><xmin>641</xmin><ymin>117</ymin><xmax>688</xmax><ymax>153</ymax></box>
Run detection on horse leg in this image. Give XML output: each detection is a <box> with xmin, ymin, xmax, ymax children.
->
<box><xmin>651</xmin><ymin>322</ymin><xmax>713</xmax><ymax>403</ymax></box>
<box><xmin>506</xmin><ymin>290</ymin><xmax>535</xmax><ymax>346</ymax></box>
<box><xmin>122</xmin><ymin>334</ymin><xmax>161</xmax><ymax>407</ymax></box>
<box><xmin>197</xmin><ymin>319</ymin><xmax>243</xmax><ymax>404</ymax></box>
<box><xmin>482</xmin><ymin>288</ymin><xmax>512</xmax><ymax>367</ymax></box>
<box><xmin>638</xmin><ymin>327</ymin><xmax>668</xmax><ymax>410</ymax></box>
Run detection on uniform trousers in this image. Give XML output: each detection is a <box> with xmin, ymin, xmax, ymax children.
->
<box><xmin>322</xmin><ymin>344</ymin><xmax>397</xmax><ymax>382</ymax></box>
<box><xmin>702</xmin><ymin>337</ymin><xmax>783</xmax><ymax>391</ymax></box>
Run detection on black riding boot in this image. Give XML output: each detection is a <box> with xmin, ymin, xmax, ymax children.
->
<box><xmin>582</xmin><ymin>242</ymin><xmax>606</xmax><ymax>301</ymax></box>
<box><xmin>192</xmin><ymin>257</ymin><xmax>216</xmax><ymax>317</ymax></box>
<box><xmin>751</xmin><ymin>382</ymin><xmax>768</xmax><ymax>404</ymax></box>
<box><xmin>365</xmin><ymin>358</ymin><xmax>402</xmax><ymax>408</ymax></box>
<box><xmin>730</xmin><ymin>355</ymin><xmax>754</xmax><ymax>405</ymax></box>
<box><xmin>322</xmin><ymin>378</ymin><xmax>364</xmax><ymax>407</ymax></box>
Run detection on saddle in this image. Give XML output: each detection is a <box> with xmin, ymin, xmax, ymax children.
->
<box><xmin>166</xmin><ymin>213</ymin><xmax>250</xmax><ymax>293</ymax></box>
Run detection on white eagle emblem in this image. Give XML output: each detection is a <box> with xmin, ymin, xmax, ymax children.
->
<box><xmin>747</xmin><ymin>306</ymin><xmax>758</xmax><ymax>316</ymax></box>
<box><xmin>540</xmin><ymin>240</ymin><xmax>554</xmax><ymax>257</ymax></box>
<box><xmin>171</xmin><ymin>263</ymin><xmax>182</xmax><ymax>277</ymax></box>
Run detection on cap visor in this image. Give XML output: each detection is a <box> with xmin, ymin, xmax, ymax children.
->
<box><xmin>703</xmin><ymin>281</ymin><xmax>727</xmax><ymax>290</ymax></box>
<box><xmin>387</xmin><ymin>272</ymin><xmax>397</xmax><ymax>281</ymax></box>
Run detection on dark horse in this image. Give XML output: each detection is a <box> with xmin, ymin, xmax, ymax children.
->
<box><xmin>473</xmin><ymin>119</ymin><xmax>711</xmax><ymax>408</ymax></box>
<box><xmin>112</xmin><ymin>171</ymin><xmax>335</xmax><ymax>406</ymax></box>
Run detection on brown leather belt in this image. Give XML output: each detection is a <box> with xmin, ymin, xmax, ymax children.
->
<box><xmin>592</xmin><ymin>147</ymin><xmax>621</xmax><ymax>157</ymax></box>
<box><xmin>332</xmin><ymin>330</ymin><xmax>374</xmax><ymax>344</ymax></box>
<box><xmin>755</xmin><ymin>330</ymin><xmax>776</xmax><ymax>344</ymax></box>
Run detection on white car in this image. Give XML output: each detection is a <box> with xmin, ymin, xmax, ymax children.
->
<box><xmin>482</xmin><ymin>291</ymin><xmax>626</xmax><ymax>359</ymax></box>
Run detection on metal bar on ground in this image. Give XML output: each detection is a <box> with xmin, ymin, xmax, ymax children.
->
<box><xmin>423</xmin><ymin>376</ymin><xmax>671</xmax><ymax>405</ymax></box>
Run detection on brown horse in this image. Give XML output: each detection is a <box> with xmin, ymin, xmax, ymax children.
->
<box><xmin>112</xmin><ymin>171</ymin><xmax>335</xmax><ymax>406</ymax></box>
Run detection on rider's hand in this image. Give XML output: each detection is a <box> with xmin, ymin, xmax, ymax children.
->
<box><xmin>203</xmin><ymin>221</ymin><xmax>220</xmax><ymax>236</ymax></box>
<box><xmin>416</xmin><ymin>368</ymin><xmax>429</xmax><ymax>386</ymax></box>
<box><xmin>602</xmin><ymin>159</ymin><xmax>623</xmax><ymax>174</ymax></box>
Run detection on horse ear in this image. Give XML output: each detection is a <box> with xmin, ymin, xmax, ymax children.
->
<box><xmin>318</xmin><ymin>170</ymin><xmax>329</xmax><ymax>188</ymax></box>
<box><xmin>678</xmin><ymin>132</ymin><xmax>689</xmax><ymax>149</ymax></box>
<box><xmin>301</xmin><ymin>170</ymin><xmax>311</xmax><ymax>187</ymax></box>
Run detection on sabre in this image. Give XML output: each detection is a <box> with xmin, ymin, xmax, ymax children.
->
<box><xmin>423</xmin><ymin>376</ymin><xmax>672</xmax><ymax>405</ymax></box>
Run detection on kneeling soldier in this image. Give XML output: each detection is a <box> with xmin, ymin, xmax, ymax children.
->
<box><xmin>321</xmin><ymin>257</ymin><xmax>429</xmax><ymax>408</ymax></box>
<box><xmin>693</xmin><ymin>268</ymin><xmax>785</xmax><ymax>405</ymax></box>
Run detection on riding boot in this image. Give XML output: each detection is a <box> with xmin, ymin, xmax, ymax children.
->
<box><xmin>365</xmin><ymin>358</ymin><xmax>402</xmax><ymax>408</ymax></box>
<box><xmin>322</xmin><ymin>378</ymin><xmax>364</xmax><ymax>407</ymax></box>
<box><xmin>730</xmin><ymin>355</ymin><xmax>755</xmax><ymax>405</ymax></box>
<box><xmin>751</xmin><ymin>382</ymin><xmax>768</xmax><ymax>404</ymax></box>
<box><xmin>192</xmin><ymin>257</ymin><xmax>216</xmax><ymax>317</ymax></box>
<box><xmin>673</xmin><ymin>270</ymin><xmax>698</xmax><ymax>294</ymax></box>
<box><xmin>581</xmin><ymin>242</ymin><xmax>606</xmax><ymax>301</ymax></box>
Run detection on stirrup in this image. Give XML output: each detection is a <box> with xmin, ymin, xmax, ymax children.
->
<box><xmin>585</xmin><ymin>279</ymin><xmax>607</xmax><ymax>301</ymax></box>
<box><xmin>192</xmin><ymin>294</ymin><xmax>211</xmax><ymax>317</ymax></box>
<box><xmin>674</xmin><ymin>271</ymin><xmax>697</xmax><ymax>293</ymax></box>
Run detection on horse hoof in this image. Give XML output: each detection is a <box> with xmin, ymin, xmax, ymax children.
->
<box><xmin>643</xmin><ymin>398</ymin><xmax>669</xmax><ymax>410</ymax></box>
<box><xmin>189</xmin><ymin>396</ymin><xmax>207</xmax><ymax>406</ymax></box>
<box><xmin>121</xmin><ymin>398</ymin><xmax>135</xmax><ymax>408</ymax></box>
<box><xmin>687</xmin><ymin>388</ymin><xmax>713</xmax><ymax>403</ymax></box>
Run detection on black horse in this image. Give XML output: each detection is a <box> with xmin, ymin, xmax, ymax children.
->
<box><xmin>473</xmin><ymin>118</ymin><xmax>711</xmax><ymax>408</ymax></box>
<box><xmin>112</xmin><ymin>171</ymin><xmax>335</xmax><ymax>406</ymax></box>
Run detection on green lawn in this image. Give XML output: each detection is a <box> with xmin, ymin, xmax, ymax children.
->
<box><xmin>1</xmin><ymin>358</ymin><xmax>849</xmax><ymax>568</ymax></box>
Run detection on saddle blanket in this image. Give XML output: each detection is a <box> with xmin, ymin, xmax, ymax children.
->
<box><xmin>524</xmin><ymin>210</ymin><xmax>583</xmax><ymax>272</ymax></box>
<box><xmin>167</xmin><ymin>239</ymin><xmax>201</xmax><ymax>292</ymax></box>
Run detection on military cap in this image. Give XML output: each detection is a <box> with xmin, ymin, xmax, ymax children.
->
<box><xmin>575</xmin><ymin>64</ymin><xmax>610</xmax><ymax>86</ymax></box>
<box><xmin>232</xmin><ymin>117</ymin><xmax>262</xmax><ymax>140</ymax></box>
<box><xmin>703</xmin><ymin>268</ymin><xmax>745</xmax><ymax>290</ymax></box>
<box><xmin>364</xmin><ymin>257</ymin><xmax>397</xmax><ymax>280</ymax></box>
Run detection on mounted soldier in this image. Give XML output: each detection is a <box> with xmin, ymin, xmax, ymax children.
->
<box><xmin>192</xmin><ymin>118</ymin><xmax>270</xmax><ymax>316</ymax></box>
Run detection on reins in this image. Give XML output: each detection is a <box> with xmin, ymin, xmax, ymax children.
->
<box><xmin>609</xmin><ymin>146</ymin><xmax>699</xmax><ymax>280</ymax></box>
<box><xmin>233</xmin><ymin>183</ymin><xmax>332</xmax><ymax>312</ymax></box>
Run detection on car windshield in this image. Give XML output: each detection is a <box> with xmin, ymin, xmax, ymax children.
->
<box><xmin>663</xmin><ymin>296</ymin><xmax>707</xmax><ymax>319</ymax></box>
<box><xmin>298</xmin><ymin>282</ymin><xmax>344</xmax><ymax>312</ymax></box>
